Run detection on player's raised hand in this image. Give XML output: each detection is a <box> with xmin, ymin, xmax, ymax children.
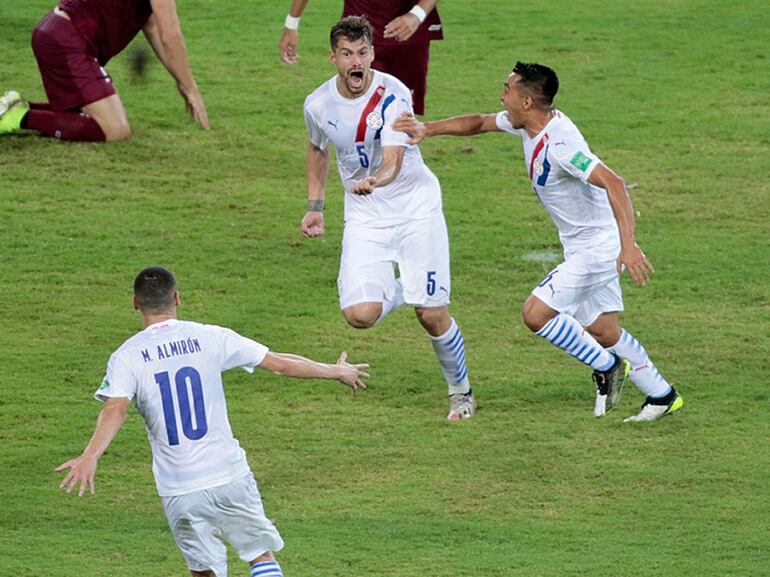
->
<box><xmin>392</xmin><ymin>112</ymin><xmax>426</xmax><ymax>145</ymax></box>
<box><xmin>383</xmin><ymin>12</ymin><xmax>420</xmax><ymax>42</ymax></box>
<box><xmin>55</xmin><ymin>455</ymin><xmax>98</xmax><ymax>497</ymax></box>
<box><xmin>335</xmin><ymin>351</ymin><xmax>369</xmax><ymax>392</ymax></box>
<box><xmin>618</xmin><ymin>242</ymin><xmax>655</xmax><ymax>286</ymax></box>
<box><xmin>279</xmin><ymin>28</ymin><xmax>299</xmax><ymax>64</ymax></box>
<box><xmin>301</xmin><ymin>210</ymin><xmax>325</xmax><ymax>237</ymax></box>
<box><xmin>352</xmin><ymin>176</ymin><xmax>377</xmax><ymax>195</ymax></box>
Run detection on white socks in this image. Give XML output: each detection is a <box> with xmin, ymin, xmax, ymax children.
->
<box><xmin>536</xmin><ymin>313</ymin><xmax>614</xmax><ymax>371</ymax></box>
<box><xmin>430</xmin><ymin>317</ymin><xmax>471</xmax><ymax>395</ymax></box>
<box><xmin>609</xmin><ymin>329</ymin><xmax>671</xmax><ymax>398</ymax></box>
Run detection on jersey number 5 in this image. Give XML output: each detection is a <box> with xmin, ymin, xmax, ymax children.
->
<box><xmin>155</xmin><ymin>367</ymin><xmax>208</xmax><ymax>446</ymax></box>
<box><xmin>356</xmin><ymin>144</ymin><xmax>369</xmax><ymax>168</ymax></box>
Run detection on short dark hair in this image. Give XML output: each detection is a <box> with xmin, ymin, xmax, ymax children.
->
<box><xmin>512</xmin><ymin>62</ymin><xmax>559</xmax><ymax>107</ymax></box>
<box><xmin>330</xmin><ymin>15</ymin><xmax>373</xmax><ymax>50</ymax></box>
<box><xmin>134</xmin><ymin>266</ymin><xmax>176</xmax><ymax>312</ymax></box>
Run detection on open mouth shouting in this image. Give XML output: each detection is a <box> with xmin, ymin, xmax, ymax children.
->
<box><xmin>347</xmin><ymin>69</ymin><xmax>366</xmax><ymax>93</ymax></box>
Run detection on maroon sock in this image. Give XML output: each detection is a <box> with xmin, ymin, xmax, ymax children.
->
<box><xmin>29</xmin><ymin>102</ymin><xmax>53</xmax><ymax>111</ymax></box>
<box><xmin>24</xmin><ymin>109</ymin><xmax>106</xmax><ymax>142</ymax></box>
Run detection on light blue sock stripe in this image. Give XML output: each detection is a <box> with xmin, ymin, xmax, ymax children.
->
<box><xmin>449</xmin><ymin>336</ymin><xmax>465</xmax><ymax>354</ymax></box>
<box><xmin>444</xmin><ymin>327</ymin><xmax>461</xmax><ymax>348</ymax></box>
<box><xmin>585</xmin><ymin>349</ymin><xmax>602</xmax><ymax>366</ymax></box>
<box><xmin>563</xmin><ymin>331</ymin><xmax>580</xmax><ymax>352</ymax></box>
<box><xmin>574</xmin><ymin>343</ymin><xmax>589</xmax><ymax>360</ymax></box>
<box><xmin>547</xmin><ymin>321</ymin><xmax>567</xmax><ymax>344</ymax></box>
<box><xmin>554</xmin><ymin>325</ymin><xmax>575</xmax><ymax>347</ymax></box>
<box><xmin>577</xmin><ymin>344</ymin><xmax>595</xmax><ymax>362</ymax></box>
<box><xmin>252</xmin><ymin>561</ymin><xmax>282</xmax><ymax>577</ymax></box>
<box><xmin>537</xmin><ymin>317</ymin><xmax>559</xmax><ymax>339</ymax></box>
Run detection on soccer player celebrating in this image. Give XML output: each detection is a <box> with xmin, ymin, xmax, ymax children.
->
<box><xmin>0</xmin><ymin>0</ymin><xmax>208</xmax><ymax>142</ymax></box>
<box><xmin>279</xmin><ymin>0</ymin><xmax>442</xmax><ymax>115</ymax></box>
<box><xmin>393</xmin><ymin>62</ymin><xmax>684</xmax><ymax>422</ymax></box>
<box><xmin>300</xmin><ymin>16</ymin><xmax>475</xmax><ymax>420</ymax></box>
<box><xmin>56</xmin><ymin>267</ymin><xmax>368</xmax><ymax>577</ymax></box>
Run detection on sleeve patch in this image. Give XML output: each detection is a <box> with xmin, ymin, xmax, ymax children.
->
<box><xmin>99</xmin><ymin>379</ymin><xmax>110</xmax><ymax>391</ymax></box>
<box><xmin>569</xmin><ymin>151</ymin><xmax>593</xmax><ymax>172</ymax></box>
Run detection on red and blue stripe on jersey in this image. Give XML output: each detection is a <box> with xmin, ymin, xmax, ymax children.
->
<box><xmin>529</xmin><ymin>133</ymin><xmax>551</xmax><ymax>187</ymax></box>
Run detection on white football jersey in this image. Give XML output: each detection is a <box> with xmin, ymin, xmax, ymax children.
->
<box><xmin>95</xmin><ymin>319</ymin><xmax>268</xmax><ymax>497</ymax></box>
<box><xmin>304</xmin><ymin>70</ymin><xmax>442</xmax><ymax>226</ymax></box>
<box><xmin>496</xmin><ymin>110</ymin><xmax>620</xmax><ymax>260</ymax></box>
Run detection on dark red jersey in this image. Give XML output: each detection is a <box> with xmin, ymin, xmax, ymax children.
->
<box><xmin>342</xmin><ymin>0</ymin><xmax>443</xmax><ymax>46</ymax></box>
<box><xmin>58</xmin><ymin>0</ymin><xmax>152</xmax><ymax>64</ymax></box>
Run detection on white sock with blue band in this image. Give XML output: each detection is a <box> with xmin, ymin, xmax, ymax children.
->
<box><xmin>430</xmin><ymin>317</ymin><xmax>471</xmax><ymax>395</ymax></box>
<box><xmin>536</xmin><ymin>313</ymin><xmax>614</xmax><ymax>371</ymax></box>
<box><xmin>251</xmin><ymin>560</ymin><xmax>284</xmax><ymax>577</ymax></box>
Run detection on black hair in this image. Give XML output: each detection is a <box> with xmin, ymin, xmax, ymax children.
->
<box><xmin>133</xmin><ymin>266</ymin><xmax>176</xmax><ymax>312</ymax></box>
<box><xmin>330</xmin><ymin>15</ymin><xmax>374</xmax><ymax>50</ymax></box>
<box><xmin>512</xmin><ymin>62</ymin><xmax>559</xmax><ymax>107</ymax></box>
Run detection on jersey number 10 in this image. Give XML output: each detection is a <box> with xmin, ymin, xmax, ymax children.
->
<box><xmin>155</xmin><ymin>367</ymin><xmax>208</xmax><ymax>446</ymax></box>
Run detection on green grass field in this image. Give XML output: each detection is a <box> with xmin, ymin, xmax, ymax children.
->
<box><xmin>1</xmin><ymin>1</ymin><xmax>768</xmax><ymax>576</ymax></box>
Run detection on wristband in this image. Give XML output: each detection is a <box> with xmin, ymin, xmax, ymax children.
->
<box><xmin>408</xmin><ymin>5</ymin><xmax>427</xmax><ymax>23</ymax></box>
<box><xmin>284</xmin><ymin>15</ymin><xmax>301</xmax><ymax>30</ymax></box>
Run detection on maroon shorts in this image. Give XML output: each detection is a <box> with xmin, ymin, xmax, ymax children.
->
<box><xmin>372</xmin><ymin>41</ymin><xmax>430</xmax><ymax>115</ymax></box>
<box><xmin>31</xmin><ymin>11</ymin><xmax>116</xmax><ymax>111</ymax></box>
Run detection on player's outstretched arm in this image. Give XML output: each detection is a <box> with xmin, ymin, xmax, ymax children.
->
<box><xmin>55</xmin><ymin>397</ymin><xmax>130</xmax><ymax>497</ymax></box>
<box><xmin>384</xmin><ymin>0</ymin><xmax>438</xmax><ymax>42</ymax></box>
<box><xmin>392</xmin><ymin>112</ymin><xmax>499</xmax><ymax>144</ymax></box>
<box><xmin>589</xmin><ymin>163</ymin><xmax>654</xmax><ymax>286</ymax></box>
<box><xmin>144</xmin><ymin>0</ymin><xmax>209</xmax><ymax>129</ymax></box>
<box><xmin>259</xmin><ymin>351</ymin><xmax>369</xmax><ymax>392</ymax></box>
<box><xmin>352</xmin><ymin>146</ymin><xmax>405</xmax><ymax>195</ymax></box>
<box><xmin>279</xmin><ymin>0</ymin><xmax>310</xmax><ymax>64</ymax></box>
<box><xmin>302</xmin><ymin>143</ymin><xmax>329</xmax><ymax>237</ymax></box>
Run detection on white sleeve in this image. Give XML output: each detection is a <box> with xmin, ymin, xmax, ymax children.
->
<box><xmin>495</xmin><ymin>111</ymin><xmax>525</xmax><ymax>137</ymax></box>
<box><xmin>551</xmin><ymin>136</ymin><xmax>601</xmax><ymax>183</ymax></box>
<box><xmin>218</xmin><ymin>327</ymin><xmax>269</xmax><ymax>373</ymax></box>
<box><xmin>304</xmin><ymin>101</ymin><xmax>329</xmax><ymax>151</ymax></box>
<box><xmin>379</xmin><ymin>92</ymin><xmax>413</xmax><ymax>148</ymax></box>
<box><xmin>95</xmin><ymin>351</ymin><xmax>136</xmax><ymax>402</ymax></box>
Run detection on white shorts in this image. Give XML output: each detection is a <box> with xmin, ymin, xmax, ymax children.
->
<box><xmin>531</xmin><ymin>253</ymin><xmax>624</xmax><ymax>326</ymax></box>
<box><xmin>161</xmin><ymin>472</ymin><xmax>284</xmax><ymax>577</ymax></box>
<box><xmin>338</xmin><ymin>214</ymin><xmax>451</xmax><ymax>309</ymax></box>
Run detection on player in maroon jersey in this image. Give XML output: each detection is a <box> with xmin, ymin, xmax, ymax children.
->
<box><xmin>278</xmin><ymin>0</ymin><xmax>442</xmax><ymax>115</ymax></box>
<box><xmin>0</xmin><ymin>0</ymin><xmax>208</xmax><ymax>142</ymax></box>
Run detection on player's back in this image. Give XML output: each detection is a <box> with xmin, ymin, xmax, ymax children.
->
<box><xmin>58</xmin><ymin>0</ymin><xmax>152</xmax><ymax>64</ymax></box>
<box><xmin>101</xmin><ymin>319</ymin><xmax>265</xmax><ymax>496</ymax></box>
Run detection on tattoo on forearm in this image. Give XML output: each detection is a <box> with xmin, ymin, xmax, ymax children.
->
<box><xmin>307</xmin><ymin>199</ymin><xmax>324</xmax><ymax>212</ymax></box>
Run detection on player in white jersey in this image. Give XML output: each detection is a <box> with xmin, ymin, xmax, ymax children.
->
<box><xmin>56</xmin><ymin>267</ymin><xmax>368</xmax><ymax>577</ymax></box>
<box><xmin>394</xmin><ymin>62</ymin><xmax>684</xmax><ymax>422</ymax></box>
<box><xmin>300</xmin><ymin>16</ymin><xmax>475</xmax><ymax>420</ymax></box>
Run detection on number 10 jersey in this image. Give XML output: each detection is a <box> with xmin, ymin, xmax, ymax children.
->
<box><xmin>96</xmin><ymin>319</ymin><xmax>268</xmax><ymax>497</ymax></box>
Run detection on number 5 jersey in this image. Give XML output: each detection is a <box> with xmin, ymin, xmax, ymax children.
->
<box><xmin>304</xmin><ymin>70</ymin><xmax>442</xmax><ymax>227</ymax></box>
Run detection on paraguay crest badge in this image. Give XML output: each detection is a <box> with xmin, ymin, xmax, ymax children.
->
<box><xmin>366</xmin><ymin>110</ymin><xmax>384</xmax><ymax>130</ymax></box>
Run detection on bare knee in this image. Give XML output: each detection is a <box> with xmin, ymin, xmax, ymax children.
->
<box><xmin>415</xmin><ymin>306</ymin><xmax>451</xmax><ymax>337</ymax></box>
<box><xmin>586</xmin><ymin>315</ymin><xmax>622</xmax><ymax>348</ymax></box>
<box><xmin>101</xmin><ymin>120</ymin><xmax>131</xmax><ymax>142</ymax></box>
<box><xmin>521</xmin><ymin>295</ymin><xmax>555</xmax><ymax>333</ymax></box>
<box><xmin>82</xmin><ymin>94</ymin><xmax>131</xmax><ymax>141</ymax></box>
<box><xmin>342</xmin><ymin>303</ymin><xmax>381</xmax><ymax>329</ymax></box>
